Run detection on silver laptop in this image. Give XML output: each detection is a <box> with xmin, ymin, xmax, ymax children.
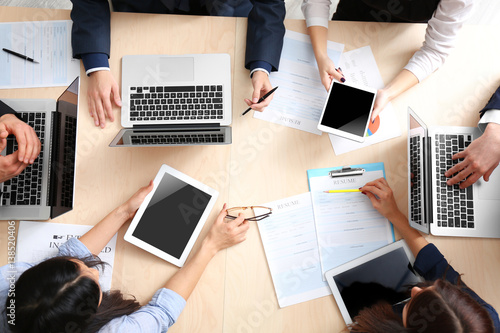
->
<box><xmin>0</xmin><ymin>77</ymin><xmax>80</xmax><ymax>220</ymax></box>
<box><xmin>407</xmin><ymin>107</ymin><xmax>500</xmax><ymax>238</ymax></box>
<box><xmin>110</xmin><ymin>54</ymin><xmax>232</xmax><ymax>147</ymax></box>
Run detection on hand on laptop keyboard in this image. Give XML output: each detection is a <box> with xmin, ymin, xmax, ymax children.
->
<box><xmin>87</xmin><ymin>70</ymin><xmax>121</xmax><ymax>128</ymax></box>
<box><xmin>244</xmin><ymin>71</ymin><xmax>275</xmax><ymax>112</ymax></box>
<box><xmin>0</xmin><ymin>113</ymin><xmax>41</xmax><ymax>183</ymax></box>
<box><xmin>445</xmin><ymin>123</ymin><xmax>500</xmax><ymax>188</ymax></box>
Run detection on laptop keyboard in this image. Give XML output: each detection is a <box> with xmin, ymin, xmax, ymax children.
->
<box><xmin>130</xmin><ymin>133</ymin><xmax>225</xmax><ymax>145</ymax></box>
<box><xmin>128</xmin><ymin>85</ymin><xmax>224</xmax><ymax>122</ymax></box>
<box><xmin>61</xmin><ymin>115</ymin><xmax>76</xmax><ymax>207</ymax></box>
<box><xmin>409</xmin><ymin>136</ymin><xmax>423</xmax><ymax>225</ymax></box>
<box><xmin>1</xmin><ymin>112</ymin><xmax>45</xmax><ymax>206</ymax></box>
<box><xmin>435</xmin><ymin>134</ymin><xmax>474</xmax><ymax>228</ymax></box>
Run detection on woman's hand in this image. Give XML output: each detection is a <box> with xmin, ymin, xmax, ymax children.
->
<box><xmin>317</xmin><ymin>55</ymin><xmax>344</xmax><ymax>91</ymax></box>
<box><xmin>119</xmin><ymin>180</ymin><xmax>154</xmax><ymax>220</ymax></box>
<box><xmin>360</xmin><ymin>178</ymin><xmax>403</xmax><ymax>222</ymax></box>
<box><xmin>203</xmin><ymin>204</ymin><xmax>250</xmax><ymax>254</ymax></box>
<box><xmin>371</xmin><ymin>88</ymin><xmax>389</xmax><ymax>121</ymax></box>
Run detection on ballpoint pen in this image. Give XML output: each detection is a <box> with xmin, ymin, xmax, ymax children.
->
<box><xmin>2</xmin><ymin>48</ymin><xmax>39</xmax><ymax>63</ymax></box>
<box><xmin>241</xmin><ymin>86</ymin><xmax>278</xmax><ymax>116</ymax></box>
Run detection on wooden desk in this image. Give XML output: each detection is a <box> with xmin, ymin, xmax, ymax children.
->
<box><xmin>1</xmin><ymin>7</ymin><xmax>500</xmax><ymax>333</ymax></box>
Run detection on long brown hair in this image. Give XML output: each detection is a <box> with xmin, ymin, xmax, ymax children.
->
<box><xmin>349</xmin><ymin>279</ymin><xmax>494</xmax><ymax>333</ymax></box>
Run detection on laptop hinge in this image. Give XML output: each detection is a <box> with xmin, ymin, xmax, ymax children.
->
<box><xmin>423</xmin><ymin>136</ymin><xmax>433</xmax><ymax>225</ymax></box>
<box><xmin>132</xmin><ymin>123</ymin><xmax>221</xmax><ymax>129</ymax></box>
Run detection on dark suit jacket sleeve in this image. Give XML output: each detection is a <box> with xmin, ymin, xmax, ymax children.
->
<box><xmin>70</xmin><ymin>0</ymin><xmax>111</xmax><ymax>59</ymax></box>
<box><xmin>0</xmin><ymin>100</ymin><xmax>18</xmax><ymax>118</ymax></box>
<box><xmin>479</xmin><ymin>85</ymin><xmax>500</xmax><ymax>118</ymax></box>
<box><xmin>245</xmin><ymin>0</ymin><xmax>285</xmax><ymax>72</ymax></box>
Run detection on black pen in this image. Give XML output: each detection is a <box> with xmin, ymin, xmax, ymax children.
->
<box><xmin>241</xmin><ymin>86</ymin><xmax>279</xmax><ymax>116</ymax></box>
<box><xmin>2</xmin><ymin>48</ymin><xmax>39</xmax><ymax>63</ymax></box>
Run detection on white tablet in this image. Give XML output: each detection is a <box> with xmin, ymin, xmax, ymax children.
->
<box><xmin>317</xmin><ymin>81</ymin><xmax>377</xmax><ymax>142</ymax></box>
<box><xmin>124</xmin><ymin>164</ymin><xmax>218</xmax><ymax>267</ymax></box>
<box><xmin>324</xmin><ymin>240</ymin><xmax>423</xmax><ymax>325</ymax></box>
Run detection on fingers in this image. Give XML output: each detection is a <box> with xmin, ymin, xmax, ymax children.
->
<box><xmin>458</xmin><ymin>172</ymin><xmax>481</xmax><ymax>189</ymax></box>
<box><xmin>245</xmin><ymin>72</ymin><xmax>273</xmax><ymax>112</ymax></box>
<box><xmin>87</xmin><ymin>71</ymin><xmax>119</xmax><ymax>128</ymax></box>
<box><xmin>484</xmin><ymin>164</ymin><xmax>498</xmax><ymax>182</ymax></box>
<box><xmin>111</xmin><ymin>81</ymin><xmax>122</xmax><ymax>117</ymax></box>
<box><xmin>445</xmin><ymin>159</ymin><xmax>466</xmax><ymax>178</ymax></box>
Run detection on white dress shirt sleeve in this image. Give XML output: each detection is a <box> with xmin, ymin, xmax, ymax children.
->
<box><xmin>302</xmin><ymin>0</ymin><xmax>332</xmax><ymax>28</ymax></box>
<box><xmin>404</xmin><ymin>0</ymin><xmax>473</xmax><ymax>82</ymax></box>
<box><xmin>478</xmin><ymin>110</ymin><xmax>500</xmax><ymax>132</ymax></box>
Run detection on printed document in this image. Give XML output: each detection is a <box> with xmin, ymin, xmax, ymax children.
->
<box><xmin>16</xmin><ymin>221</ymin><xmax>117</xmax><ymax>291</ymax></box>
<box><xmin>257</xmin><ymin>192</ymin><xmax>331</xmax><ymax>308</ymax></box>
<box><xmin>308</xmin><ymin>170</ymin><xmax>394</xmax><ymax>278</ymax></box>
<box><xmin>0</xmin><ymin>20</ymin><xmax>80</xmax><ymax>89</ymax></box>
<box><xmin>329</xmin><ymin>46</ymin><xmax>402</xmax><ymax>155</ymax></box>
<box><xmin>253</xmin><ymin>30</ymin><xmax>344</xmax><ymax>135</ymax></box>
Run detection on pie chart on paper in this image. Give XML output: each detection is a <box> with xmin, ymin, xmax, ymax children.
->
<box><xmin>366</xmin><ymin>115</ymin><xmax>380</xmax><ymax>137</ymax></box>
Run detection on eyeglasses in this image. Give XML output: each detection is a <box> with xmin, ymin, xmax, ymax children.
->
<box><xmin>225</xmin><ymin>206</ymin><xmax>273</xmax><ymax>221</ymax></box>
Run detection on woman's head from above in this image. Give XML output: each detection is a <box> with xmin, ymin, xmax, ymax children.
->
<box><xmin>5</xmin><ymin>256</ymin><xmax>141</xmax><ymax>333</ymax></box>
<box><xmin>6</xmin><ymin>256</ymin><xmax>102</xmax><ymax>332</ymax></box>
<box><xmin>350</xmin><ymin>279</ymin><xmax>494</xmax><ymax>333</ymax></box>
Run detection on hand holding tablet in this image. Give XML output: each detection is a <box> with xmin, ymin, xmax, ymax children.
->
<box><xmin>318</xmin><ymin>81</ymin><xmax>377</xmax><ymax>142</ymax></box>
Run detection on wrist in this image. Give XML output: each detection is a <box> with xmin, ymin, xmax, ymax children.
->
<box><xmin>201</xmin><ymin>236</ymin><xmax>219</xmax><ymax>258</ymax></box>
<box><xmin>115</xmin><ymin>204</ymin><xmax>133</xmax><ymax>222</ymax></box>
<box><xmin>484</xmin><ymin>122</ymin><xmax>500</xmax><ymax>135</ymax></box>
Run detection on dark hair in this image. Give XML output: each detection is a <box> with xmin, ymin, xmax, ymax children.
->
<box><xmin>349</xmin><ymin>279</ymin><xmax>494</xmax><ymax>333</ymax></box>
<box><xmin>6</xmin><ymin>256</ymin><xmax>141</xmax><ymax>333</ymax></box>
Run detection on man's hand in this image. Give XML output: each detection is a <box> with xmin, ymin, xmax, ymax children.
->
<box><xmin>244</xmin><ymin>71</ymin><xmax>275</xmax><ymax>112</ymax></box>
<box><xmin>446</xmin><ymin>123</ymin><xmax>500</xmax><ymax>188</ymax></box>
<box><xmin>87</xmin><ymin>71</ymin><xmax>121</xmax><ymax>128</ymax></box>
<box><xmin>0</xmin><ymin>113</ymin><xmax>40</xmax><ymax>164</ymax></box>
<box><xmin>0</xmin><ymin>151</ymin><xmax>27</xmax><ymax>183</ymax></box>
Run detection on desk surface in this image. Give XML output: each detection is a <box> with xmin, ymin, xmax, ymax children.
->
<box><xmin>1</xmin><ymin>7</ymin><xmax>499</xmax><ymax>333</ymax></box>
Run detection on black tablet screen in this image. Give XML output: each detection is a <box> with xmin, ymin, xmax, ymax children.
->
<box><xmin>320</xmin><ymin>83</ymin><xmax>375</xmax><ymax>136</ymax></box>
<box><xmin>132</xmin><ymin>173</ymin><xmax>212</xmax><ymax>259</ymax></box>
<box><xmin>332</xmin><ymin>247</ymin><xmax>421</xmax><ymax>319</ymax></box>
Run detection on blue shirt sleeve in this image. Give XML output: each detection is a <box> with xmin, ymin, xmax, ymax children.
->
<box><xmin>57</xmin><ymin>237</ymin><xmax>94</xmax><ymax>259</ymax></box>
<box><xmin>414</xmin><ymin>243</ymin><xmax>500</xmax><ymax>331</ymax></box>
<box><xmin>99</xmin><ymin>288</ymin><xmax>186</xmax><ymax>332</ymax></box>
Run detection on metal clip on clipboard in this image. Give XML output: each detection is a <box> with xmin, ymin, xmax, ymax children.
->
<box><xmin>329</xmin><ymin>166</ymin><xmax>365</xmax><ymax>178</ymax></box>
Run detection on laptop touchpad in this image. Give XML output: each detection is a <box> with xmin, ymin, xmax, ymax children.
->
<box><xmin>160</xmin><ymin>57</ymin><xmax>194</xmax><ymax>82</ymax></box>
<box><xmin>476</xmin><ymin>173</ymin><xmax>500</xmax><ymax>200</ymax></box>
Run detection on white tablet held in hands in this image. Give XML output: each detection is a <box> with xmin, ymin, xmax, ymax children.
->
<box><xmin>324</xmin><ymin>240</ymin><xmax>423</xmax><ymax>325</ymax></box>
<box><xmin>124</xmin><ymin>164</ymin><xmax>218</xmax><ymax>267</ymax></box>
<box><xmin>317</xmin><ymin>81</ymin><xmax>377</xmax><ymax>142</ymax></box>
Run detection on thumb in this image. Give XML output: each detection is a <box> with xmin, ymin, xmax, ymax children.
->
<box><xmin>251</xmin><ymin>88</ymin><xmax>261</xmax><ymax>104</ymax></box>
<box><xmin>483</xmin><ymin>165</ymin><xmax>498</xmax><ymax>182</ymax></box>
<box><xmin>363</xmin><ymin>190</ymin><xmax>377</xmax><ymax>204</ymax></box>
<box><xmin>112</xmin><ymin>82</ymin><xmax>122</xmax><ymax>108</ymax></box>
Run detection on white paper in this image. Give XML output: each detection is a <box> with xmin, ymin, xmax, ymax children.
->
<box><xmin>16</xmin><ymin>221</ymin><xmax>117</xmax><ymax>291</ymax></box>
<box><xmin>257</xmin><ymin>192</ymin><xmax>331</xmax><ymax>308</ymax></box>
<box><xmin>308</xmin><ymin>170</ymin><xmax>394</xmax><ymax>278</ymax></box>
<box><xmin>0</xmin><ymin>20</ymin><xmax>80</xmax><ymax>89</ymax></box>
<box><xmin>253</xmin><ymin>30</ymin><xmax>344</xmax><ymax>135</ymax></box>
<box><xmin>329</xmin><ymin>46</ymin><xmax>402</xmax><ymax>155</ymax></box>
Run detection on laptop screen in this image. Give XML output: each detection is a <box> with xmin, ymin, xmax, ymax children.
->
<box><xmin>50</xmin><ymin>77</ymin><xmax>79</xmax><ymax>219</ymax></box>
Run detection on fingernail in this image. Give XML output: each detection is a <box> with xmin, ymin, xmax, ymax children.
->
<box><xmin>340</xmin><ymin>77</ymin><xmax>346</xmax><ymax>83</ymax></box>
<box><xmin>338</xmin><ymin>67</ymin><xmax>342</xmax><ymax>71</ymax></box>
<box><xmin>252</xmin><ymin>98</ymin><xmax>258</xmax><ymax>103</ymax></box>
<box><xmin>358</xmin><ymin>187</ymin><xmax>362</xmax><ymax>190</ymax></box>
<box><xmin>362</xmin><ymin>192</ymin><xmax>366</xmax><ymax>195</ymax></box>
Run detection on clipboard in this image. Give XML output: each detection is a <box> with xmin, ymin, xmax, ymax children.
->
<box><xmin>306</xmin><ymin>162</ymin><xmax>395</xmax><ymax>279</ymax></box>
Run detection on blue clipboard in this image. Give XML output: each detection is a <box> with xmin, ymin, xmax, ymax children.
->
<box><xmin>307</xmin><ymin>162</ymin><xmax>395</xmax><ymax>242</ymax></box>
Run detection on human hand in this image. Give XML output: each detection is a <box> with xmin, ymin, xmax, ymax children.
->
<box><xmin>0</xmin><ymin>151</ymin><xmax>28</xmax><ymax>183</ymax></box>
<box><xmin>119</xmin><ymin>180</ymin><xmax>154</xmax><ymax>220</ymax></box>
<box><xmin>204</xmin><ymin>204</ymin><xmax>250</xmax><ymax>253</ymax></box>
<box><xmin>360</xmin><ymin>178</ymin><xmax>403</xmax><ymax>222</ymax></box>
<box><xmin>0</xmin><ymin>113</ymin><xmax>41</xmax><ymax>164</ymax></box>
<box><xmin>244</xmin><ymin>71</ymin><xmax>275</xmax><ymax>112</ymax></box>
<box><xmin>445</xmin><ymin>123</ymin><xmax>500</xmax><ymax>188</ymax></box>
<box><xmin>316</xmin><ymin>55</ymin><xmax>344</xmax><ymax>91</ymax></box>
<box><xmin>87</xmin><ymin>70</ymin><xmax>121</xmax><ymax>128</ymax></box>
<box><xmin>371</xmin><ymin>88</ymin><xmax>389</xmax><ymax>122</ymax></box>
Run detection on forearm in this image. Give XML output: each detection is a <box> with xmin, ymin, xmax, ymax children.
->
<box><xmin>381</xmin><ymin>69</ymin><xmax>419</xmax><ymax>103</ymax></box>
<box><xmin>388</xmin><ymin>211</ymin><xmax>428</xmax><ymax>258</ymax></box>
<box><xmin>163</xmin><ymin>238</ymin><xmax>218</xmax><ymax>301</ymax></box>
<box><xmin>308</xmin><ymin>26</ymin><xmax>329</xmax><ymax>62</ymax></box>
<box><xmin>79</xmin><ymin>205</ymin><xmax>130</xmax><ymax>255</ymax></box>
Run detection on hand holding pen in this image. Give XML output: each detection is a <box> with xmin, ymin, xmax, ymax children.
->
<box><xmin>243</xmin><ymin>71</ymin><xmax>277</xmax><ymax>114</ymax></box>
<box><xmin>242</xmin><ymin>86</ymin><xmax>278</xmax><ymax>116</ymax></box>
